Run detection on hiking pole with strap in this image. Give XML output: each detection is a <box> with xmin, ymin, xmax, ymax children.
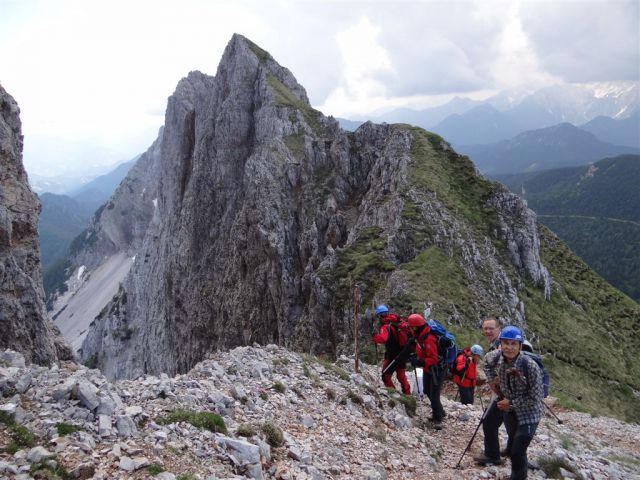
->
<box><xmin>544</xmin><ymin>402</ymin><xmax>563</xmax><ymax>424</ymax></box>
<box><xmin>454</xmin><ymin>396</ymin><xmax>498</xmax><ymax>469</ymax></box>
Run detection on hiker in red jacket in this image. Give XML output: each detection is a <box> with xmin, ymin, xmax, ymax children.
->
<box><xmin>407</xmin><ymin>313</ymin><xmax>445</xmax><ymax>429</ymax></box>
<box><xmin>453</xmin><ymin>344</ymin><xmax>484</xmax><ymax>405</ymax></box>
<box><xmin>372</xmin><ymin>305</ymin><xmax>412</xmax><ymax>394</ymax></box>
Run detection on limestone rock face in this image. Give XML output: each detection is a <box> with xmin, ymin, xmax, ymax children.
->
<box><xmin>0</xmin><ymin>84</ymin><xmax>72</xmax><ymax>364</ymax></box>
<box><xmin>68</xmin><ymin>35</ymin><xmax>553</xmax><ymax>379</ymax></box>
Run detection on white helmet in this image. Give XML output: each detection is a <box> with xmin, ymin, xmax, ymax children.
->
<box><xmin>522</xmin><ymin>340</ymin><xmax>533</xmax><ymax>352</ymax></box>
<box><xmin>470</xmin><ymin>344</ymin><xmax>484</xmax><ymax>356</ymax></box>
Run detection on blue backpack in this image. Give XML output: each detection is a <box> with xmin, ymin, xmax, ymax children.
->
<box><xmin>522</xmin><ymin>351</ymin><xmax>550</xmax><ymax>398</ymax></box>
<box><xmin>427</xmin><ymin>320</ymin><xmax>459</xmax><ymax>368</ymax></box>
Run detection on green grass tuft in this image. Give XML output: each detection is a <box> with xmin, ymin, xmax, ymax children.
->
<box><xmin>156</xmin><ymin>409</ymin><xmax>227</xmax><ymax>434</ymax></box>
<box><xmin>56</xmin><ymin>422</ymin><xmax>82</xmax><ymax>436</ymax></box>
<box><xmin>261</xmin><ymin>421</ymin><xmax>284</xmax><ymax>447</ymax></box>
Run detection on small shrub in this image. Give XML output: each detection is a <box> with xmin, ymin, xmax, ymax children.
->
<box><xmin>236</xmin><ymin>423</ymin><xmax>257</xmax><ymax>438</ymax></box>
<box><xmin>292</xmin><ymin>386</ymin><xmax>306</xmax><ymax>399</ymax></box>
<box><xmin>325</xmin><ymin>387</ymin><xmax>336</xmax><ymax>400</ymax></box>
<box><xmin>56</xmin><ymin>422</ymin><xmax>82</xmax><ymax>436</ymax></box>
<box><xmin>147</xmin><ymin>463</ymin><xmax>165</xmax><ymax>476</ymax></box>
<box><xmin>259</xmin><ymin>392</ymin><xmax>269</xmax><ymax>401</ymax></box>
<box><xmin>272</xmin><ymin>381</ymin><xmax>286</xmax><ymax>393</ymax></box>
<box><xmin>538</xmin><ymin>456</ymin><xmax>585</xmax><ymax>480</ymax></box>
<box><xmin>399</xmin><ymin>394</ymin><xmax>417</xmax><ymax>417</ymax></box>
<box><xmin>177</xmin><ymin>474</ymin><xmax>198</xmax><ymax>480</ymax></box>
<box><xmin>0</xmin><ymin>411</ymin><xmax>15</xmax><ymax>426</ymax></box>
<box><xmin>261</xmin><ymin>421</ymin><xmax>284</xmax><ymax>447</ymax></box>
<box><xmin>10</xmin><ymin>424</ymin><xmax>36</xmax><ymax>451</ymax></box>
<box><xmin>30</xmin><ymin>458</ymin><xmax>68</xmax><ymax>479</ymax></box>
<box><xmin>156</xmin><ymin>409</ymin><xmax>227</xmax><ymax>434</ymax></box>
<box><xmin>347</xmin><ymin>389</ymin><xmax>363</xmax><ymax>404</ymax></box>
<box><xmin>369</xmin><ymin>421</ymin><xmax>386</xmax><ymax>442</ymax></box>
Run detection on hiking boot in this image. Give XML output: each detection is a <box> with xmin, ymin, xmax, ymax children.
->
<box><xmin>432</xmin><ymin>421</ymin><xmax>443</xmax><ymax>430</ymax></box>
<box><xmin>473</xmin><ymin>454</ymin><xmax>503</xmax><ymax>466</ymax></box>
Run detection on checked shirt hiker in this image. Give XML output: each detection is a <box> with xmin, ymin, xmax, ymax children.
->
<box><xmin>495</xmin><ymin>353</ymin><xmax>544</xmax><ymax>425</ymax></box>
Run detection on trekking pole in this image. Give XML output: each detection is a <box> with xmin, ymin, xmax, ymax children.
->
<box><xmin>454</xmin><ymin>397</ymin><xmax>498</xmax><ymax>469</ymax></box>
<box><xmin>478</xmin><ymin>392</ymin><xmax>484</xmax><ymax>410</ymax></box>
<box><xmin>413</xmin><ymin>368</ymin><xmax>422</xmax><ymax>401</ymax></box>
<box><xmin>382</xmin><ymin>338</ymin><xmax>416</xmax><ymax>375</ymax></box>
<box><xmin>551</xmin><ymin>386</ymin><xmax>582</xmax><ymax>401</ymax></box>
<box><xmin>544</xmin><ymin>402</ymin><xmax>563</xmax><ymax>424</ymax></box>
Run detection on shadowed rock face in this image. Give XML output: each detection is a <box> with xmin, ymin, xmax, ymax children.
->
<box><xmin>71</xmin><ymin>35</ymin><xmax>551</xmax><ymax>379</ymax></box>
<box><xmin>0</xmin><ymin>84</ymin><xmax>72</xmax><ymax>364</ymax></box>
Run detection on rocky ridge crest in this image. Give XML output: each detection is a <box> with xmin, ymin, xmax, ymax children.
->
<box><xmin>0</xmin><ymin>84</ymin><xmax>71</xmax><ymax>365</ymax></box>
<box><xmin>58</xmin><ymin>35</ymin><xmax>552</xmax><ymax>380</ymax></box>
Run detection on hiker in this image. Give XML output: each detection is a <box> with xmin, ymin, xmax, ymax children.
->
<box><xmin>407</xmin><ymin>313</ymin><xmax>445</xmax><ymax>429</ymax></box>
<box><xmin>453</xmin><ymin>344</ymin><xmax>484</xmax><ymax>405</ymax></box>
<box><xmin>475</xmin><ymin>316</ymin><xmax>505</xmax><ymax>466</ymax></box>
<box><xmin>494</xmin><ymin>326</ymin><xmax>544</xmax><ymax>480</ymax></box>
<box><xmin>372</xmin><ymin>304</ymin><xmax>412</xmax><ymax>394</ymax></box>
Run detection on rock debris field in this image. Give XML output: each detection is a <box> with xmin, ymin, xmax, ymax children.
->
<box><xmin>1</xmin><ymin>346</ymin><xmax>639</xmax><ymax>479</ymax></box>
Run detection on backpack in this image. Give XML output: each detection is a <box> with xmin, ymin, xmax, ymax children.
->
<box><xmin>427</xmin><ymin>319</ymin><xmax>459</xmax><ymax>369</ymax></box>
<box><xmin>521</xmin><ymin>351</ymin><xmax>550</xmax><ymax>398</ymax></box>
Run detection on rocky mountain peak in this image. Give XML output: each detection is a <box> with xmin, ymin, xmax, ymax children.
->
<box><xmin>0</xmin><ymin>84</ymin><xmax>72</xmax><ymax>365</ymax></box>
<box><xmin>46</xmin><ymin>36</ymin><xmax>558</xmax><ymax>381</ymax></box>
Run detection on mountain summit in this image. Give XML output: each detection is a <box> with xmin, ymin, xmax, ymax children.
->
<box><xmin>51</xmin><ymin>35</ymin><xmax>639</xmax><ymax>421</ymax></box>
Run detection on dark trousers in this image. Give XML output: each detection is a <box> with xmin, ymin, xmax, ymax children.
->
<box><xmin>482</xmin><ymin>399</ymin><xmax>504</xmax><ymax>459</ymax></box>
<box><xmin>423</xmin><ymin>366</ymin><xmax>445</xmax><ymax>421</ymax></box>
<box><xmin>504</xmin><ymin>412</ymin><xmax>537</xmax><ymax>480</ymax></box>
<box><xmin>458</xmin><ymin>385</ymin><xmax>474</xmax><ymax>405</ymax></box>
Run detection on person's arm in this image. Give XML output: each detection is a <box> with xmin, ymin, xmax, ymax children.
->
<box><xmin>372</xmin><ymin>324</ymin><xmax>390</xmax><ymax>344</ymax></box>
<box><xmin>423</xmin><ymin>335</ymin><xmax>439</xmax><ymax>369</ymax></box>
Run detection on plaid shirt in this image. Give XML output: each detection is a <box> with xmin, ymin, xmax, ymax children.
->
<box><xmin>496</xmin><ymin>353</ymin><xmax>544</xmax><ymax>425</ymax></box>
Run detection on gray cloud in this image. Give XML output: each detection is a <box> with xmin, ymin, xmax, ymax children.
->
<box><xmin>512</xmin><ymin>1</ymin><xmax>638</xmax><ymax>83</ymax></box>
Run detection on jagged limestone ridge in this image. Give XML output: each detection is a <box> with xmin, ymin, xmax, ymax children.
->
<box><xmin>0</xmin><ymin>84</ymin><xmax>72</xmax><ymax>364</ymax></box>
<box><xmin>69</xmin><ymin>35</ymin><xmax>639</xmax><ymax>422</ymax></box>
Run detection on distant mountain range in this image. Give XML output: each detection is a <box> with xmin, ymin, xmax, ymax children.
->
<box><xmin>38</xmin><ymin>158</ymin><xmax>136</xmax><ymax>287</ymax></box>
<box><xmin>337</xmin><ymin>82</ymin><xmax>640</xmax><ymax>171</ymax></box>
<box><xmin>459</xmin><ymin>123</ymin><xmax>639</xmax><ymax>174</ymax></box>
<box><xmin>494</xmin><ymin>154</ymin><xmax>640</xmax><ymax>302</ymax></box>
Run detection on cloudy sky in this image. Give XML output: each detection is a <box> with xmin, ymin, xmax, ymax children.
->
<box><xmin>1</xmin><ymin>0</ymin><xmax>638</xmax><ymax>177</ymax></box>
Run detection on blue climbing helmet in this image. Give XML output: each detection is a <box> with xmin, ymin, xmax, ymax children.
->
<box><xmin>470</xmin><ymin>344</ymin><xmax>484</xmax><ymax>356</ymax></box>
<box><xmin>499</xmin><ymin>326</ymin><xmax>524</xmax><ymax>342</ymax></box>
<box><xmin>375</xmin><ymin>304</ymin><xmax>389</xmax><ymax>316</ymax></box>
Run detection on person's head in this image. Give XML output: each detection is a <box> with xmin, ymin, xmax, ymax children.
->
<box><xmin>522</xmin><ymin>340</ymin><xmax>534</xmax><ymax>353</ymax></box>
<box><xmin>470</xmin><ymin>344</ymin><xmax>484</xmax><ymax>360</ymax></box>
<box><xmin>407</xmin><ymin>313</ymin><xmax>427</xmax><ymax>335</ymax></box>
<box><xmin>375</xmin><ymin>304</ymin><xmax>390</xmax><ymax>323</ymax></box>
<box><xmin>499</xmin><ymin>326</ymin><xmax>524</xmax><ymax>361</ymax></box>
<box><xmin>482</xmin><ymin>316</ymin><xmax>501</xmax><ymax>343</ymax></box>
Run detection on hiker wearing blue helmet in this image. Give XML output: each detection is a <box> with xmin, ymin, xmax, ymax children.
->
<box><xmin>493</xmin><ymin>326</ymin><xmax>544</xmax><ymax>480</ymax></box>
<box><xmin>475</xmin><ymin>316</ymin><xmax>506</xmax><ymax>467</ymax></box>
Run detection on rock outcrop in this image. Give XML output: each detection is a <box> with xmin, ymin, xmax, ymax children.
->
<box><xmin>1</xmin><ymin>347</ymin><xmax>639</xmax><ymax>479</ymax></box>
<box><xmin>0</xmin><ymin>84</ymin><xmax>72</xmax><ymax>365</ymax></box>
<box><xmin>51</xmin><ymin>35</ymin><xmax>554</xmax><ymax>379</ymax></box>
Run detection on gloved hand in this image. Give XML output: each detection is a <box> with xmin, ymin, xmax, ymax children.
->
<box><xmin>410</xmin><ymin>355</ymin><xmax>424</xmax><ymax>367</ymax></box>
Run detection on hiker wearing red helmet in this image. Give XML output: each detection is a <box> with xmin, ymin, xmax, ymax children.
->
<box><xmin>372</xmin><ymin>305</ymin><xmax>412</xmax><ymax>394</ymax></box>
<box><xmin>407</xmin><ymin>313</ymin><xmax>445</xmax><ymax>429</ymax></box>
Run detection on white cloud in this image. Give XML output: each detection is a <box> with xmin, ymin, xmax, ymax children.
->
<box><xmin>0</xmin><ymin>0</ymin><xmax>637</xmax><ymax>176</ymax></box>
